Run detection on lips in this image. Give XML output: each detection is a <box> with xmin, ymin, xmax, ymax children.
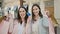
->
<box><xmin>21</xmin><ymin>14</ymin><xmax>25</xmax><ymax>16</ymax></box>
<box><xmin>34</xmin><ymin>12</ymin><xmax>38</xmax><ymax>14</ymax></box>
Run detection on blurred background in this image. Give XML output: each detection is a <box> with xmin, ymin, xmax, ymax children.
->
<box><xmin>0</xmin><ymin>0</ymin><xmax>60</xmax><ymax>34</ymax></box>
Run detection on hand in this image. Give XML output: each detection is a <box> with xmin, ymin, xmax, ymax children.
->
<box><xmin>27</xmin><ymin>16</ymin><xmax>32</xmax><ymax>24</ymax></box>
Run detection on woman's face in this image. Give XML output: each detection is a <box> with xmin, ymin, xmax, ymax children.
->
<box><xmin>32</xmin><ymin>6</ymin><xmax>39</xmax><ymax>16</ymax></box>
<box><xmin>19</xmin><ymin>8</ymin><xmax>26</xmax><ymax>19</ymax></box>
<box><xmin>46</xmin><ymin>10</ymin><xmax>50</xmax><ymax>17</ymax></box>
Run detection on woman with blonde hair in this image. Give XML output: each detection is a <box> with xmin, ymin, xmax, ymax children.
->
<box><xmin>0</xmin><ymin>13</ymin><xmax>13</xmax><ymax>34</ymax></box>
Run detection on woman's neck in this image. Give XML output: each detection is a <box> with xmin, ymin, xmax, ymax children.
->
<box><xmin>21</xmin><ymin>18</ymin><xmax>25</xmax><ymax>22</ymax></box>
<box><xmin>34</xmin><ymin>15</ymin><xmax>40</xmax><ymax>21</ymax></box>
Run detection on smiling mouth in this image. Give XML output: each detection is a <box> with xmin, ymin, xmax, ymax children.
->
<box><xmin>34</xmin><ymin>12</ymin><xmax>38</xmax><ymax>14</ymax></box>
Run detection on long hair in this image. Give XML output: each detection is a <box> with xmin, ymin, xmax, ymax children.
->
<box><xmin>0</xmin><ymin>16</ymin><xmax>7</xmax><ymax>23</ymax></box>
<box><xmin>17</xmin><ymin>6</ymin><xmax>28</xmax><ymax>24</ymax></box>
<box><xmin>32</xmin><ymin>4</ymin><xmax>43</xmax><ymax>21</ymax></box>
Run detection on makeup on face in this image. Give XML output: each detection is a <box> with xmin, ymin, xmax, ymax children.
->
<box><xmin>33</xmin><ymin>6</ymin><xmax>39</xmax><ymax>16</ymax></box>
<box><xmin>19</xmin><ymin>8</ymin><xmax>26</xmax><ymax>18</ymax></box>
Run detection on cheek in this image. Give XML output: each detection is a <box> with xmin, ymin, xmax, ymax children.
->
<box><xmin>33</xmin><ymin>11</ymin><xmax>35</xmax><ymax>13</ymax></box>
<box><xmin>24</xmin><ymin>12</ymin><xmax>26</xmax><ymax>16</ymax></box>
<box><xmin>19</xmin><ymin>13</ymin><xmax>21</xmax><ymax>16</ymax></box>
<box><xmin>46</xmin><ymin>12</ymin><xmax>50</xmax><ymax>16</ymax></box>
<box><xmin>37</xmin><ymin>9</ymin><xmax>39</xmax><ymax>13</ymax></box>
<box><xmin>46</xmin><ymin>12</ymin><xmax>48</xmax><ymax>15</ymax></box>
<box><xmin>37</xmin><ymin>11</ymin><xmax>39</xmax><ymax>13</ymax></box>
<box><xmin>19</xmin><ymin>12</ymin><xmax>22</xmax><ymax>16</ymax></box>
<box><xmin>22</xmin><ymin>12</ymin><xmax>26</xmax><ymax>16</ymax></box>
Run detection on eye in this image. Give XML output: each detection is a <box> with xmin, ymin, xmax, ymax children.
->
<box><xmin>23</xmin><ymin>11</ymin><xmax>24</xmax><ymax>12</ymax></box>
<box><xmin>19</xmin><ymin>11</ymin><xmax>21</xmax><ymax>12</ymax></box>
<box><xmin>36</xmin><ymin>8</ymin><xmax>37</xmax><ymax>10</ymax></box>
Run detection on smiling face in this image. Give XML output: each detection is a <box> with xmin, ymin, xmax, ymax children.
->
<box><xmin>32</xmin><ymin>6</ymin><xmax>40</xmax><ymax>16</ymax></box>
<box><xmin>45</xmin><ymin>10</ymin><xmax>51</xmax><ymax>17</ymax></box>
<box><xmin>19</xmin><ymin>8</ymin><xmax>26</xmax><ymax>19</ymax></box>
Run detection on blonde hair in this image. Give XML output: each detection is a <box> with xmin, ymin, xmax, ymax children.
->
<box><xmin>0</xmin><ymin>16</ymin><xmax>6</xmax><ymax>23</ymax></box>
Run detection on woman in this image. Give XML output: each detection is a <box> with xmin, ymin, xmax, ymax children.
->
<box><xmin>31</xmin><ymin>4</ymin><xmax>49</xmax><ymax>34</ymax></box>
<box><xmin>0</xmin><ymin>16</ymin><xmax>9</xmax><ymax>34</ymax></box>
<box><xmin>0</xmin><ymin>13</ymin><xmax>13</xmax><ymax>34</ymax></box>
<box><xmin>45</xmin><ymin>9</ymin><xmax>55</xmax><ymax>34</ymax></box>
<box><xmin>12</xmin><ymin>6</ymin><xmax>31</xmax><ymax>34</ymax></box>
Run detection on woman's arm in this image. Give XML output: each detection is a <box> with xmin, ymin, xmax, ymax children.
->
<box><xmin>49</xmin><ymin>18</ymin><xmax>55</xmax><ymax>34</ymax></box>
<box><xmin>42</xmin><ymin>16</ymin><xmax>49</xmax><ymax>27</ymax></box>
<box><xmin>11</xmin><ymin>19</ymin><xmax>18</xmax><ymax>34</ymax></box>
<box><xmin>26</xmin><ymin>22</ymin><xmax>32</xmax><ymax>34</ymax></box>
<box><xmin>42</xmin><ymin>16</ymin><xmax>55</xmax><ymax>34</ymax></box>
<box><xmin>8</xmin><ymin>14</ymin><xmax>14</xmax><ymax>34</ymax></box>
<box><xmin>26</xmin><ymin>15</ymin><xmax>32</xmax><ymax>34</ymax></box>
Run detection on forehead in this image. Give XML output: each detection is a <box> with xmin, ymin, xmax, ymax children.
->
<box><xmin>33</xmin><ymin>6</ymin><xmax>39</xmax><ymax>9</ymax></box>
<box><xmin>19</xmin><ymin>8</ymin><xmax>25</xmax><ymax>11</ymax></box>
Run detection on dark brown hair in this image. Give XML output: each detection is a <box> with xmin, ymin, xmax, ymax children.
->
<box><xmin>32</xmin><ymin>4</ymin><xmax>43</xmax><ymax>21</ymax></box>
<box><xmin>17</xmin><ymin>6</ymin><xmax>28</xmax><ymax>24</ymax></box>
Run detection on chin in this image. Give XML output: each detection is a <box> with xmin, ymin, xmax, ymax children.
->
<box><xmin>21</xmin><ymin>16</ymin><xmax>25</xmax><ymax>18</ymax></box>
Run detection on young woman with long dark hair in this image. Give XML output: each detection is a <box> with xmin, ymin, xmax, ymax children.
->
<box><xmin>31</xmin><ymin>4</ymin><xmax>49</xmax><ymax>34</ymax></box>
<box><xmin>12</xmin><ymin>6</ymin><xmax>31</xmax><ymax>34</ymax></box>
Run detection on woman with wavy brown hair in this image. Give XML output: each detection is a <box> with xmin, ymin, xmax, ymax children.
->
<box><xmin>12</xmin><ymin>6</ymin><xmax>31</xmax><ymax>34</ymax></box>
<box><xmin>31</xmin><ymin>4</ymin><xmax>49</xmax><ymax>34</ymax></box>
